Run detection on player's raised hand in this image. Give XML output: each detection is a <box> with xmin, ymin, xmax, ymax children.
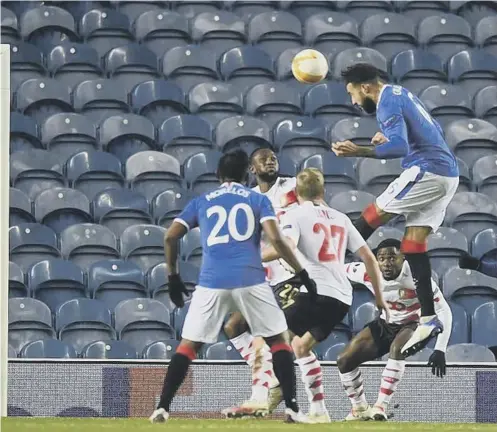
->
<box><xmin>371</xmin><ymin>132</ymin><xmax>388</xmax><ymax>146</ymax></box>
<box><xmin>168</xmin><ymin>273</ymin><xmax>189</xmax><ymax>308</ymax></box>
<box><xmin>331</xmin><ymin>140</ymin><xmax>359</xmax><ymax>157</ymax></box>
<box><xmin>428</xmin><ymin>350</ymin><xmax>446</xmax><ymax>378</ymax></box>
<box><xmin>297</xmin><ymin>269</ymin><xmax>318</xmax><ymax>302</ymax></box>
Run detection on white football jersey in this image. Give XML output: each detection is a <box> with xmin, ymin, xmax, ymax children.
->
<box><xmin>280</xmin><ymin>201</ymin><xmax>367</xmax><ymax>305</ymax></box>
<box><xmin>253</xmin><ymin>177</ymin><xmax>298</xmax><ymax>286</ymax></box>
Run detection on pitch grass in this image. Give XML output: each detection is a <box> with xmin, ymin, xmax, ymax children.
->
<box><xmin>2</xmin><ymin>418</ymin><xmax>497</xmax><ymax>432</ymax></box>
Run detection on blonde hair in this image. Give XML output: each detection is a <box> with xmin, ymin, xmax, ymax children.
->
<box><xmin>296</xmin><ymin>168</ymin><xmax>325</xmax><ymax>200</ymax></box>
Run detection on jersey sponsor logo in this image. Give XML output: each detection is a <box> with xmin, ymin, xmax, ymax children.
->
<box><xmin>383</xmin><ymin>114</ymin><xmax>401</xmax><ymax>129</ymax></box>
<box><xmin>282</xmin><ymin>224</ymin><xmax>293</xmax><ymax>230</ymax></box>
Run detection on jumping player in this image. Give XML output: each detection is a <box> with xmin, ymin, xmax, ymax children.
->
<box><xmin>332</xmin><ymin>63</ymin><xmax>459</xmax><ymax>356</ymax></box>
<box><xmin>338</xmin><ymin>239</ymin><xmax>452</xmax><ymax>421</ymax></box>
<box><xmin>149</xmin><ymin>150</ymin><xmax>317</xmax><ymax>424</ymax></box>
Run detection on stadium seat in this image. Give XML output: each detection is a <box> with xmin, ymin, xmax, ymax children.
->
<box><xmin>99</xmin><ymin>114</ymin><xmax>156</xmax><ymax>163</ymax></box>
<box><xmin>322</xmin><ymin>343</ymin><xmax>347</xmax><ymax>361</ymax></box>
<box><xmin>331</xmin><ymin>47</ymin><xmax>387</xmax><ymax>80</ymax></box>
<box><xmin>418</xmin><ymin>14</ymin><xmax>473</xmax><ymax>63</ymax></box>
<box><xmin>162</xmin><ymin>45</ymin><xmax>219</xmax><ymax>92</ymax></box>
<box><xmin>330</xmin><ymin>116</ymin><xmax>378</xmax><ymax>147</ymax></box>
<box><xmin>454</xmin><ymin>1</ymin><xmax>497</xmax><ymax>27</ymax></box>
<box><xmin>229</xmin><ymin>0</ymin><xmax>278</xmax><ymax>21</ymax></box>
<box><xmin>60</xmin><ymin>223</ymin><xmax>119</xmax><ymax>271</ymax></box>
<box><xmin>189</xmin><ymin>82</ymin><xmax>243</xmax><ymax>125</ymax></box>
<box><xmin>215</xmin><ymin>115</ymin><xmax>272</xmax><ymax>154</ymax></box>
<box><xmin>181</xmin><ymin>228</ymin><xmax>202</xmax><ymax>267</ymax></box>
<box><xmin>472</xmin><ymin>301</ymin><xmax>497</xmax><ymax>348</ymax></box>
<box><xmin>314</xmin><ymin>330</ymin><xmax>351</xmax><ymax>359</ymax></box>
<box><xmin>445</xmin><ymin>119</ymin><xmax>497</xmax><ymax>168</ymax></box>
<box><xmin>448</xmin><ymin>301</ymin><xmax>470</xmax><ymax>345</ymax></box>
<box><xmin>474</xmin><ymin>86</ymin><xmax>497</xmax><ymax>128</ymax></box>
<box><xmin>1</xmin><ymin>6</ymin><xmax>20</xmax><ymax>44</ymax></box>
<box><xmin>66</xmin><ymin>151</ymin><xmax>125</xmax><ymax>200</ymax></box>
<box><xmin>443</xmin><ymin>267</ymin><xmax>497</xmax><ymax>315</ymax></box>
<box><xmin>341</xmin><ymin>0</ymin><xmax>394</xmax><ymax>22</ymax></box>
<box><xmin>20</xmin><ymin>339</ymin><xmax>77</xmax><ymax>359</ymax></box>
<box><xmin>275</xmin><ymin>47</ymin><xmax>307</xmax><ymax>91</ymax></box>
<box><xmin>248</xmin><ymin>11</ymin><xmax>303</xmax><ymax>58</ymax></box>
<box><xmin>203</xmin><ymin>341</ymin><xmax>242</xmax><ymax>360</ymax></box>
<box><xmin>277</xmin><ymin>154</ymin><xmax>298</xmax><ymax>177</ymax></box>
<box><xmin>9</xmin><ymin>223</ymin><xmax>60</xmax><ymax>272</ymax></box>
<box><xmin>115</xmin><ymin>298</ymin><xmax>175</xmax><ymax>353</ymax></box>
<box><xmin>351</xmin><ymin>284</ymin><xmax>375</xmax><ymax>313</ymax></box>
<box><xmin>192</xmin><ymin>11</ymin><xmax>246</xmax><ymax>58</ymax></box>
<box><xmin>396</xmin><ymin>1</ymin><xmax>449</xmax><ymax>24</ymax></box>
<box><xmin>304</xmin><ymin>12</ymin><xmax>360</xmax><ymax>58</ymax></box>
<box><xmin>10</xmin><ymin>112</ymin><xmax>41</xmax><ymax>154</ymax></box>
<box><xmin>427</xmin><ymin>228</ymin><xmax>469</xmax><ymax>276</ymax></box>
<box><xmin>73</xmin><ymin>79</ymin><xmax>130</xmax><ymax>124</ymax></box>
<box><xmin>475</xmin><ymin>16</ymin><xmax>497</xmax><ymax>57</ymax></box>
<box><xmin>8</xmin><ymin>297</ymin><xmax>55</xmax><ymax>353</ymax></box>
<box><xmin>357</xmin><ymin>158</ymin><xmax>402</xmax><ymax>197</ymax></box>
<box><xmin>9</xmin><ymin>188</ymin><xmax>35</xmax><ymax>227</ymax></box>
<box><xmin>130</xmin><ymin>80</ymin><xmax>188</xmax><ymax>127</ymax></box>
<box><xmin>473</xmin><ymin>155</ymin><xmax>497</xmax><ymax>202</ymax></box>
<box><xmin>34</xmin><ymin>188</ymin><xmax>92</xmax><ymax>235</ymax></box>
<box><xmin>219</xmin><ymin>45</ymin><xmax>276</xmax><ymax>93</ymax></box>
<box><xmin>159</xmin><ymin>115</ymin><xmax>214</xmax><ymax>165</ymax></box>
<box><xmin>8</xmin><ymin>344</ymin><xmax>16</xmax><ymax>358</ymax></box>
<box><xmin>446</xmin><ymin>343</ymin><xmax>496</xmax><ymax>362</ymax></box>
<box><xmin>153</xmin><ymin>187</ymin><xmax>193</xmax><ymax>228</ymax></box>
<box><xmin>9</xmin><ymin>261</ymin><xmax>27</xmax><ymax>298</ymax></box>
<box><xmin>15</xmin><ymin>78</ymin><xmax>72</xmax><ymax>124</ymax></box>
<box><xmin>9</xmin><ymin>42</ymin><xmax>45</xmax><ymax>91</ymax></box>
<box><xmin>2</xmin><ymin>1</ymin><xmax>42</xmax><ymax>19</ymax></box>
<box><xmin>79</xmin><ymin>9</ymin><xmax>134</xmax><ymax>59</ymax></box>
<box><xmin>88</xmin><ymin>259</ymin><xmax>147</xmax><ymax>310</ymax></box>
<box><xmin>120</xmin><ymin>225</ymin><xmax>166</xmax><ymax>273</ymax></box>
<box><xmin>366</xmin><ymin>227</ymin><xmax>403</xmax><ymax>251</ymax></box>
<box><xmin>274</xmin><ymin>118</ymin><xmax>328</xmax><ymax>165</ymax></box>
<box><xmin>173</xmin><ymin>1</ymin><xmax>224</xmax><ymax>19</ymax></box>
<box><xmin>93</xmin><ymin>188</ymin><xmax>152</xmax><ymax>237</ymax></box>
<box><xmin>445</xmin><ymin>192</ymin><xmax>497</xmax><ymax>241</ymax></box>
<box><xmin>114</xmin><ymin>0</ymin><xmax>167</xmax><ymax>23</ymax></box>
<box><xmin>472</xmin><ymin>228</ymin><xmax>497</xmax><ymax>261</ymax></box>
<box><xmin>82</xmin><ymin>340</ymin><xmax>137</xmax><ymax>359</ymax></box>
<box><xmin>56</xmin><ymin>298</ymin><xmax>116</xmax><ymax>353</ymax></box>
<box><xmin>143</xmin><ymin>339</ymin><xmax>180</xmax><ymax>360</ymax></box>
<box><xmin>329</xmin><ymin>191</ymin><xmax>375</xmax><ymax>221</ymax></box>
<box><xmin>352</xmin><ymin>302</ymin><xmax>376</xmax><ymax>333</ymax></box>
<box><xmin>448</xmin><ymin>50</ymin><xmax>497</xmax><ymax>98</ymax></box>
<box><xmin>184</xmin><ymin>150</ymin><xmax>223</xmax><ymax>195</ymax></box>
<box><xmin>126</xmin><ymin>151</ymin><xmax>182</xmax><ymax>201</ymax></box>
<box><xmin>455</xmin><ymin>158</ymin><xmax>472</xmax><ymax>193</ymax></box>
<box><xmin>59</xmin><ymin>1</ymin><xmax>116</xmax><ymax>21</ymax></box>
<box><xmin>391</xmin><ymin>49</ymin><xmax>446</xmax><ymax>95</ymax></box>
<box><xmin>419</xmin><ymin>85</ymin><xmax>474</xmax><ymax>127</ymax></box>
<box><xmin>134</xmin><ymin>10</ymin><xmax>191</xmax><ymax>58</ymax></box>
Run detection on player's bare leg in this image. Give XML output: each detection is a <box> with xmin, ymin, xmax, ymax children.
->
<box><xmin>353</xmin><ymin>202</ymin><xmax>393</xmax><ymax>241</ymax></box>
<box><xmin>292</xmin><ymin>332</ymin><xmax>330</xmax><ymax>423</ymax></box>
<box><xmin>400</xmin><ymin>227</ymin><xmax>443</xmax><ymax>356</ymax></box>
<box><xmin>337</xmin><ymin>327</ymin><xmax>380</xmax><ymax>421</ymax></box>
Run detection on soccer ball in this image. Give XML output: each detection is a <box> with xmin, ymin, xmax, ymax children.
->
<box><xmin>291</xmin><ymin>49</ymin><xmax>329</xmax><ymax>84</ymax></box>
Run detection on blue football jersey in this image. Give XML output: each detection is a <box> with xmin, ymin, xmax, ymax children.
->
<box><xmin>377</xmin><ymin>85</ymin><xmax>459</xmax><ymax>178</ymax></box>
<box><xmin>176</xmin><ymin>182</ymin><xmax>276</xmax><ymax>289</ymax></box>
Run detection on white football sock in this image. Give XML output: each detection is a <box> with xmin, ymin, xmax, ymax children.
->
<box><xmin>296</xmin><ymin>353</ymin><xmax>327</xmax><ymax>415</ymax></box>
<box><xmin>339</xmin><ymin>368</ymin><xmax>368</xmax><ymax>408</ymax></box>
<box><xmin>375</xmin><ymin>358</ymin><xmax>405</xmax><ymax>409</ymax></box>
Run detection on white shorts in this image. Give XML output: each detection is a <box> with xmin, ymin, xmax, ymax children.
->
<box><xmin>181</xmin><ymin>283</ymin><xmax>288</xmax><ymax>344</ymax></box>
<box><xmin>376</xmin><ymin>166</ymin><xmax>459</xmax><ymax>231</ymax></box>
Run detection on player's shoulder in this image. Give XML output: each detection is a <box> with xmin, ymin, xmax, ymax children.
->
<box><xmin>279</xmin><ymin>177</ymin><xmax>297</xmax><ymax>190</ymax></box>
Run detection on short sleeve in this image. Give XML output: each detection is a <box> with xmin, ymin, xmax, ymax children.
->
<box><xmin>175</xmin><ymin>198</ymin><xmax>198</xmax><ymax>230</ymax></box>
<box><xmin>280</xmin><ymin>212</ymin><xmax>301</xmax><ymax>244</ymax></box>
<box><xmin>345</xmin><ymin>216</ymin><xmax>366</xmax><ymax>253</ymax></box>
<box><xmin>259</xmin><ymin>195</ymin><xmax>277</xmax><ymax>223</ymax></box>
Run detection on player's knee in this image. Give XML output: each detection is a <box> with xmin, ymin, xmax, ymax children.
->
<box><xmin>291</xmin><ymin>336</ymin><xmax>307</xmax><ymax>358</ymax></box>
<box><xmin>389</xmin><ymin>342</ymin><xmax>405</xmax><ymax>360</ymax></box>
<box><xmin>336</xmin><ymin>351</ymin><xmax>354</xmax><ymax>373</ymax></box>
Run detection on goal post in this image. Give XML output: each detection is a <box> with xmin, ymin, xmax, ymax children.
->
<box><xmin>0</xmin><ymin>43</ymin><xmax>10</xmax><ymax>418</ymax></box>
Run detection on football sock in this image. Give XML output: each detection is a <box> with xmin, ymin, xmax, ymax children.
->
<box><xmin>271</xmin><ymin>344</ymin><xmax>299</xmax><ymax>413</ymax></box>
<box><xmin>375</xmin><ymin>359</ymin><xmax>406</xmax><ymax>409</ymax></box>
<box><xmin>339</xmin><ymin>368</ymin><xmax>368</xmax><ymax>407</ymax></box>
<box><xmin>295</xmin><ymin>353</ymin><xmax>326</xmax><ymax>415</ymax></box>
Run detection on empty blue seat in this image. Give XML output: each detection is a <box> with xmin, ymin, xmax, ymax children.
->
<box><xmin>229</xmin><ymin>1</ymin><xmax>278</xmax><ymax>22</ymax></box>
<box><xmin>475</xmin><ymin>16</ymin><xmax>497</xmax><ymax>57</ymax></box>
<box><xmin>82</xmin><ymin>340</ymin><xmax>137</xmax><ymax>359</ymax></box>
<box><xmin>60</xmin><ymin>223</ymin><xmax>119</xmax><ymax>271</ymax></box>
<box><xmin>8</xmin><ymin>345</ymin><xmax>16</xmax><ymax>358</ymax></box>
<box><xmin>427</xmin><ymin>228</ymin><xmax>468</xmax><ymax>276</ymax></box>
<box><xmin>446</xmin><ymin>343</ymin><xmax>496</xmax><ymax>362</ymax></box>
<box><xmin>220</xmin><ymin>46</ymin><xmax>276</xmax><ymax>93</ymax></box>
<box><xmin>142</xmin><ymin>339</ymin><xmax>179</xmax><ymax>359</ymax></box>
<box><xmin>455</xmin><ymin>157</ymin><xmax>472</xmax><ymax>193</ymax></box>
<box><xmin>9</xmin><ymin>188</ymin><xmax>35</xmax><ymax>227</ymax></box>
<box><xmin>153</xmin><ymin>187</ymin><xmax>193</xmax><ymax>228</ymax></box>
<box><xmin>192</xmin><ymin>11</ymin><xmax>246</xmax><ymax>58</ymax></box>
<box><xmin>16</xmin><ymin>78</ymin><xmax>72</xmax><ymax>124</ymax></box>
<box><xmin>8</xmin><ymin>297</ymin><xmax>55</xmax><ymax>353</ymax></box>
<box><xmin>396</xmin><ymin>1</ymin><xmax>449</xmax><ymax>23</ymax></box>
<box><xmin>9</xmin><ymin>223</ymin><xmax>60</xmax><ymax>272</ymax></box>
<box><xmin>163</xmin><ymin>45</ymin><xmax>219</xmax><ymax>92</ymax></box>
<box><xmin>173</xmin><ymin>1</ymin><xmax>223</xmax><ymax>19</ymax></box>
<box><xmin>9</xmin><ymin>261</ymin><xmax>27</xmax><ymax>298</ymax></box>
<box><xmin>331</xmin><ymin>116</ymin><xmax>378</xmax><ymax>146</ymax></box>
<box><xmin>130</xmin><ymin>80</ymin><xmax>188</xmax><ymax>127</ymax></box>
<box><xmin>472</xmin><ymin>301</ymin><xmax>497</xmax><ymax>348</ymax></box>
<box><xmin>9</xmin><ymin>42</ymin><xmax>45</xmax><ymax>91</ymax></box>
<box><xmin>357</xmin><ymin>158</ymin><xmax>402</xmax><ymax>197</ymax></box>
<box><xmin>472</xmin><ymin>228</ymin><xmax>497</xmax><ymax>262</ymax></box>
<box><xmin>329</xmin><ymin>191</ymin><xmax>375</xmax><ymax>221</ymax></box>
<box><xmin>73</xmin><ymin>79</ymin><xmax>130</xmax><ymax>124</ymax></box>
<box><xmin>115</xmin><ymin>298</ymin><xmax>175</xmax><ymax>353</ymax></box>
<box><xmin>331</xmin><ymin>48</ymin><xmax>387</xmax><ymax>80</ymax></box>
<box><xmin>80</xmin><ymin>9</ymin><xmax>134</xmax><ymax>59</ymax></box>
<box><xmin>120</xmin><ymin>224</ymin><xmax>166</xmax><ymax>272</ymax></box>
<box><xmin>20</xmin><ymin>339</ymin><xmax>77</xmax><ymax>359</ymax></box>
<box><xmin>322</xmin><ymin>343</ymin><xmax>347</xmax><ymax>361</ymax></box>
<box><xmin>283</xmin><ymin>1</ymin><xmax>337</xmax><ymax>23</ymax></box>
<box><xmin>474</xmin><ymin>86</ymin><xmax>497</xmax><ymax>128</ymax></box>
<box><xmin>126</xmin><ymin>151</ymin><xmax>182</xmax><ymax>201</ymax></box>
<box><xmin>454</xmin><ymin>1</ymin><xmax>497</xmax><ymax>26</ymax></box>
<box><xmin>314</xmin><ymin>330</ymin><xmax>351</xmax><ymax>358</ymax></box>
<box><xmin>2</xmin><ymin>1</ymin><xmax>42</xmax><ymax>18</ymax></box>
<box><xmin>34</xmin><ymin>188</ymin><xmax>92</xmax><ymax>235</ymax></box>
<box><xmin>274</xmin><ymin>118</ymin><xmax>328</xmax><ymax>165</ymax></box>
<box><xmin>56</xmin><ymin>1</ymin><xmax>111</xmax><ymax>21</ymax></box>
<box><xmin>248</xmin><ymin>11</ymin><xmax>302</xmax><ymax>58</ymax></box>
<box><xmin>215</xmin><ymin>115</ymin><xmax>272</xmax><ymax>154</ymax></box>
<box><xmin>99</xmin><ymin>114</ymin><xmax>156</xmax><ymax>163</ymax></box>
<box><xmin>352</xmin><ymin>302</ymin><xmax>376</xmax><ymax>333</ymax></box>
<box><xmin>473</xmin><ymin>155</ymin><xmax>497</xmax><ymax>202</ymax></box>
<box><xmin>184</xmin><ymin>150</ymin><xmax>223</xmax><ymax>195</ymax></box>
<box><xmin>88</xmin><ymin>259</ymin><xmax>147</xmax><ymax>310</ymax></box>
<box><xmin>93</xmin><ymin>188</ymin><xmax>152</xmax><ymax>237</ymax></box>
<box><xmin>189</xmin><ymin>82</ymin><xmax>243</xmax><ymax>125</ymax></box>
<box><xmin>445</xmin><ymin>192</ymin><xmax>497</xmax><ymax>241</ymax></box>
<box><xmin>10</xmin><ymin>112</ymin><xmax>41</xmax><ymax>154</ymax></box>
<box><xmin>115</xmin><ymin>0</ymin><xmax>167</xmax><ymax>23</ymax></box>
<box><xmin>447</xmin><ymin>301</ymin><xmax>469</xmax><ymax>345</ymax></box>
<box><xmin>366</xmin><ymin>226</ymin><xmax>403</xmax><ymax>251</ymax></box>
<box><xmin>56</xmin><ymin>298</ymin><xmax>115</xmax><ymax>353</ymax></box>
<box><xmin>445</xmin><ymin>119</ymin><xmax>497</xmax><ymax>167</ymax></box>
<box><xmin>66</xmin><ymin>151</ymin><xmax>125</xmax><ymax>200</ymax></box>
<box><xmin>134</xmin><ymin>10</ymin><xmax>190</xmax><ymax>58</ymax></box>
<box><xmin>304</xmin><ymin>12</ymin><xmax>360</xmax><ymax>58</ymax></box>
<box><xmin>304</xmin><ymin>81</ymin><xmax>355</xmax><ymax>125</ymax></box>
<box><xmin>47</xmin><ymin>43</ymin><xmax>102</xmax><ymax>89</ymax></box>
<box><xmin>341</xmin><ymin>0</ymin><xmax>394</xmax><ymax>22</ymax></box>
<box><xmin>181</xmin><ymin>228</ymin><xmax>202</xmax><ymax>267</ymax></box>
<box><xmin>30</xmin><ymin>258</ymin><xmax>86</xmax><ymax>312</ymax></box>
<box><xmin>275</xmin><ymin>47</ymin><xmax>310</xmax><ymax>93</ymax></box>
<box><xmin>1</xmin><ymin>6</ymin><xmax>20</xmax><ymax>44</ymax></box>
<box><xmin>204</xmin><ymin>341</ymin><xmax>242</xmax><ymax>360</ymax></box>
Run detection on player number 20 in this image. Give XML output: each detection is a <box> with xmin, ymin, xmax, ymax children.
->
<box><xmin>206</xmin><ymin>204</ymin><xmax>255</xmax><ymax>246</ymax></box>
<box><xmin>313</xmin><ymin>223</ymin><xmax>345</xmax><ymax>262</ymax></box>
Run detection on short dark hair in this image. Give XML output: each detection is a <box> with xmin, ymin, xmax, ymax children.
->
<box><xmin>249</xmin><ymin>147</ymin><xmax>273</xmax><ymax>164</ymax></box>
<box><xmin>375</xmin><ymin>238</ymin><xmax>402</xmax><ymax>255</ymax></box>
<box><xmin>217</xmin><ymin>149</ymin><xmax>249</xmax><ymax>183</ymax></box>
<box><xmin>341</xmin><ymin>63</ymin><xmax>389</xmax><ymax>85</ymax></box>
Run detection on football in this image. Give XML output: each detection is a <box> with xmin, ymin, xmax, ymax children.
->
<box><xmin>291</xmin><ymin>49</ymin><xmax>329</xmax><ymax>84</ymax></box>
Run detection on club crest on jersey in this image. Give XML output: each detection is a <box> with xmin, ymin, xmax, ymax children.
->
<box><xmin>398</xmin><ymin>288</ymin><xmax>417</xmax><ymax>300</ymax></box>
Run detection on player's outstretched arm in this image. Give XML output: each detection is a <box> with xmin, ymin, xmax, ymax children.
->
<box><xmin>433</xmin><ymin>283</ymin><xmax>453</xmax><ymax>354</ymax></box>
